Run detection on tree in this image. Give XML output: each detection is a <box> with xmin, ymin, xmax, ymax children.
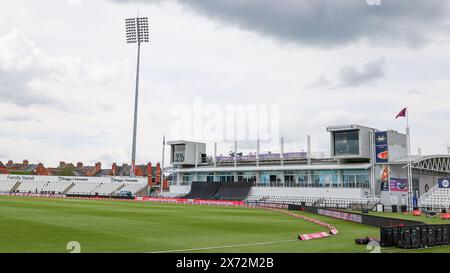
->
<box><xmin>60</xmin><ymin>166</ymin><xmax>75</xmax><ymax>176</ymax></box>
<box><xmin>10</xmin><ymin>170</ymin><xmax>31</xmax><ymax>175</ymax></box>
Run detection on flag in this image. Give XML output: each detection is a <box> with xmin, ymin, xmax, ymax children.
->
<box><xmin>395</xmin><ymin>107</ymin><xmax>407</xmax><ymax>119</ymax></box>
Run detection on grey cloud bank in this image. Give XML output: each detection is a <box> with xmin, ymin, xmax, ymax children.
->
<box><xmin>306</xmin><ymin>57</ymin><xmax>386</xmax><ymax>89</ymax></box>
<box><xmin>112</xmin><ymin>0</ymin><xmax>450</xmax><ymax>47</ymax></box>
<box><xmin>338</xmin><ymin>57</ymin><xmax>385</xmax><ymax>87</ymax></box>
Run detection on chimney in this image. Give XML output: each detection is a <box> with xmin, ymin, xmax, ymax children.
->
<box><xmin>7</xmin><ymin>160</ymin><xmax>13</xmax><ymax>166</ymax></box>
<box><xmin>112</xmin><ymin>163</ymin><xmax>117</xmax><ymax>175</ymax></box>
<box><xmin>22</xmin><ymin>160</ymin><xmax>29</xmax><ymax>166</ymax></box>
<box><xmin>59</xmin><ymin>161</ymin><xmax>65</xmax><ymax>167</ymax></box>
<box><xmin>146</xmin><ymin>162</ymin><xmax>152</xmax><ymax>176</ymax></box>
<box><xmin>95</xmin><ymin>162</ymin><xmax>101</xmax><ymax>171</ymax></box>
<box><xmin>77</xmin><ymin>162</ymin><xmax>83</xmax><ymax>168</ymax></box>
<box><xmin>147</xmin><ymin>162</ymin><xmax>153</xmax><ymax>187</ymax></box>
<box><xmin>156</xmin><ymin>162</ymin><xmax>161</xmax><ymax>185</ymax></box>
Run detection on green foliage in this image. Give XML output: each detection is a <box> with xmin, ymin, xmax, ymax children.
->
<box><xmin>60</xmin><ymin>167</ymin><xmax>75</xmax><ymax>176</ymax></box>
<box><xmin>9</xmin><ymin>170</ymin><xmax>32</xmax><ymax>175</ymax></box>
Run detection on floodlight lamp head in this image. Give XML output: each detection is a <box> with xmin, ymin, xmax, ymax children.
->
<box><xmin>125</xmin><ymin>17</ymin><xmax>150</xmax><ymax>44</ymax></box>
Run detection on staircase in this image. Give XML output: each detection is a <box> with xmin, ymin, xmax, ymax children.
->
<box><xmin>135</xmin><ymin>186</ymin><xmax>149</xmax><ymax>197</ymax></box>
<box><xmin>112</xmin><ymin>184</ymin><xmax>126</xmax><ymax>195</ymax></box>
<box><xmin>11</xmin><ymin>182</ymin><xmax>21</xmax><ymax>192</ymax></box>
<box><xmin>418</xmin><ymin>184</ymin><xmax>438</xmax><ymax>206</ymax></box>
<box><xmin>314</xmin><ymin>198</ymin><xmax>325</xmax><ymax>207</ymax></box>
<box><xmin>418</xmin><ymin>184</ymin><xmax>450</xmax><ymax>209</ymax></box>
<box><xmin>62</xmin><ymin>183</ymin><xmax>75</xmax><ymax>195</ymax></box>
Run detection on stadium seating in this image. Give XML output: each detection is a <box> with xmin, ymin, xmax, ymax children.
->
<box><xmin>66</xmin><ymin>182</ymin><xmax>147</xmax><ymax>196</ymax></box>
<box><xmin>16</xmin><ymin>181</ymin><xmax>49</xmax><ymax>193</ymax></box>
<box><xmin>213</xmin><ymin>182</ymin><xmax>252</xmax><ymax>200</ymax></box>
<box><xmin>183</xmin><ymin>182</ymin><xmax>221</xmax><ymax>199</ymax></box>
<box><xmin>119</xmin><ymin>183</ymin><xmax>147</xmax><ymax>195</ymax></box>
<box><xmin>0</xmin><ymin>180</ymin><xmax>18</xmax><ymax>192</ymax></box>
<box><xmin>42</xmin><ymin>182</ymin><xmax>73</xmax><ymax>194</ymax></box>
<box><xmin>182</xmin><ymin>182</ymin><xmax>252</xmax><ymax>200</ymax></box>
<box><xmin>94</xmin><ymin>183</ymin><xmax>123</xmax><ymax>196</ymax></box>
<box><xmin>419</xmin><ymin>188</ymin><xmax>450</xmax><ymax>209</ymax></box>
<box><xmin>0</xmin><ymin>178</ymin><xmax>147</xmax><ymax>197</ymax></box>
<box><xmin>246</xmin><ymin>194</ymin><xmax>378</xmax><ymax>209</ymax></box>
<box><xmin>66</xmin><ymin>182</ymin><xmax>102</xmax><ymax>195</ymax></box>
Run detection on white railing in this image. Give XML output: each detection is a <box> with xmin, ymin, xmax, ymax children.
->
<box><xmin>418</xmin><ymin>184</ymin><xmax>438</xmax><ymax>206</ymax></box>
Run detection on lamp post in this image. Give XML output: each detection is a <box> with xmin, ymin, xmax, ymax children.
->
<box><xmin>125</xmin><ymin>16</ymin><xmax>149</xmax><ymax>176</ymax></box>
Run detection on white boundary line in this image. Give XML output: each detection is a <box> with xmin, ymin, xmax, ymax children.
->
<box><xmin>148</xmin><ymin>239</ymin><xmax>299</xmax><ymax>253</ymax></box>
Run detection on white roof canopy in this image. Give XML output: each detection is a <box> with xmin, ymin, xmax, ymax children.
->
<box><xmin>391</xmin><ymin>155</ymin><xmax>450</xmax><ymax>174</ymax></box>
<box><xmin>173</xmin><ymin>163</ymin><xmax>371</xmax><ymax>173</ymax></box>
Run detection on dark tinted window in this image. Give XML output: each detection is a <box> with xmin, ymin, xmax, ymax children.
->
<box><xmin>334</xmin><ymin>130</ymin><xmax>359</xmax><ymax>156</ymax></box>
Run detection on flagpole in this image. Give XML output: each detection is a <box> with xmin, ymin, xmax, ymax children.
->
<box><xmin>406</xmin><ymin>108</ymin><xmax>413</xmax><ymax>212</ymax></box>
<box><xmin>161</xmin><ymin>135</ymin><xmax>166</xmax><ymax>195</ymax></box>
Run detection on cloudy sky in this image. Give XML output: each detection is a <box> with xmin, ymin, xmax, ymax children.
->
<box><xmin>1</xmin><ymin>0</ymin><xmax>450</xmax><ymax>167</ymax></box>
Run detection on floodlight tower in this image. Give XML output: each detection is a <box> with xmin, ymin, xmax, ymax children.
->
<box><xmin>125</xmin><ymin>16</ymin><xmax>149</xmax><ymax>176</ymax></box>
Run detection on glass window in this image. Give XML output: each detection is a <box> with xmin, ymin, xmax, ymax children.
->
<box><xmin>341</xmin><ymin>169</ymin><xmax>369</xmax><ymax>188</ymax></box>
<box><xmin>208</xmin><ymin>172</ymin><xmax>215</xmax><ymax>182</ymax></box>
<box><xmin>181</xmin><ymin>173</ymin><xmax>193</xmax><ymax>186</ymax></box>
<box><xmin>343</xmin><ymin>175</ymin><xmax>355</xmax><ymax>188</ymax></box>
<box><xmin>238</xmin><ymin>172</ymin><xmax>257</xmax><ymax>184</ymax></box>
<box><xmin>284</xmin><ymin>175</ymin><xmax>295</xmax><ymax>187</ymax></box>
<box><xmin>311</xmin><ymin>170</ymin><xmax>338</xmax><ymax>188</ymax></box>
<box><xmin>197</xmin><ymin>172</ymin><xmax>215</xmax><ymax>182</ymax></box>
<box><xmin>297</xmin><ymin>174</ymin><xmax>308</xmax><ymax>187</ymax></box>
<box><xmin>356</xmin><ymin>174</ymin><xmax>370</xmax><ymax>189</ymax></box>
<box><xmin>217</xmin><ymin>172</ymin><xmax>234</xmax><ymax>182</ymax></box>
<box><xmin>334</xmin><ymin>130</ymin><xmax>359</xmax><ymax>156</ymax></box>
<box><xmin>259</xmin><ymin>171</ymin><xmax>282</xmax><ymax>187</ymax></box>
<box><xmin>259</xmin><ymin>172</ymin><xmax>270</xmax><ymax>187</ymax></box>
<box><xmin>196</xmin><ymin>172</ymin><xmax>208</xmax><ymax>182</ymax></box>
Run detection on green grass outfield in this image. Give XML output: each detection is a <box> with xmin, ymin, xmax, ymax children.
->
<box><xmin>0</xmin><ymin>195</ymin><xmax>449</xmax><ymax>253</ymax></box>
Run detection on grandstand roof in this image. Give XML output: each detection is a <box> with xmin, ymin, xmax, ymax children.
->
<box><xmin>326</xmin><ymin>124</ymin><xmax>377</xmax><ymax>132</ymax></box>
<box><xmin>391</xmin><ymin>155</ymin><xmax>450</xmax><ymax>174</ymax></box>
<box><xmin>173</xmin><ymin>163</ymin><xmax>371</xmax><ymax>173</ymax></box>
<box><xmin>391</xmin><ymin>154</ymin><xmax>450</xmax><ymax>163</ymax></box>
<box><xmin>167</xmin><ymin>140</ymin><xmax>206</xmax><ymax>145</ymax></box>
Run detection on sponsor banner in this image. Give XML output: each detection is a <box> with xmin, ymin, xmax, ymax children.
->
<box><xmin>135</xmin><ymin>196</ymin><xmax>244</xmax><ymax>206</ymax></box>
<box><xmin>412</xmin><ymin>210</ymin><xmax>422</xmax><ymax>216</ymax></box>
<box><xmin>330</xmin><ymin>228</ymin><xmax>338</xmax><ymax>235</ymax></box>
<box><xmin>249</xmin><ymin>203</ymin><xmax>288</xmax><ymax>209</ymax></box>
<box><xmin>380</xmin><ymin>165</ymin><xmax>390</xmax><ymax>191</ymax></box>
<box><xmin>375</xmin><ymin>131</ymin><xmax>389</xmax><ymax>163</ymax></box>
<box><xmin>442</xmin><ymin>213</ymin><xmax>450</xmax><ymax>220</ymax></box>
<box><xmin>0</xmin><ymin>174</ymin><xmax>147</xmax><ymax>184</ymax></box>
<box><xmin>0</xmin><ymin>192</ymin><xmax>65</xmax><ymax>198</ymax></box>
<box><xmin>438</xmin><ymin>178</ymin><xmax>450</xmax><ymax>188</ymax></box>
<box><xmin>259</xmin><ymin>206</ymin><xmax>338</xmax><ymax>238</ymax></box>
<box><xmin>317</xmin><ymin>209</ymin><xmax>363</xmax><ymax>224</ymax></box>
<box><xmin>389</xmin><ymin>178</ymin><xmax>408</xmax><ymax>192</ymax></box>
<box><xmin>299</xmin><ymin>232</ymin><xmax>330</xmax><ymax>241</ymax></box>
